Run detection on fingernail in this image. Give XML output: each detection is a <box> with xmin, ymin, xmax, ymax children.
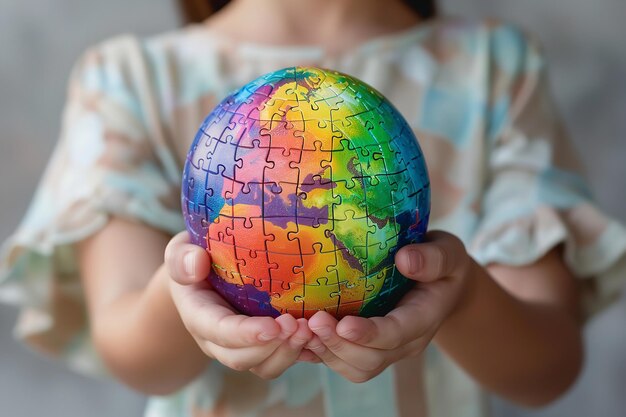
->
<box><xmin>258</xmin><ymin>332</ymin><xmax>277</xmax><ymax>342</ymax></box>
<box><xmin>400</xmin><ymin>248</ymin><xmax>421</xmax><ymax>275</ymax></box>
<box><xmin>183</xmin><ymin>252</ymin><xmax>195</xmax><ymax>277</ymax></box>
<box><xmin>338</xmin><ymin>328</ymin><xmax>357</xmax><ymax>341</ymax></box>
<box><xmin>311</xmin><ymin>326</ymin><xmax>331</xmax><ymax>338</ymax></box>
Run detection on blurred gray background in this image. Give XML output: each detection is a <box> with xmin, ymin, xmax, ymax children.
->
<box><xmin>0</xmin><ymin>0</ymin><xmax>624</xmax><ymax>416</ymax></box>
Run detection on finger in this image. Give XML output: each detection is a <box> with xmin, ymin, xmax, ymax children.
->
<box><xmin>309</xmin><ymin>311</ymin><xmax>389</xmax><ymax>372</ymax></box>
<box><xmin>395</xmin><ymin>230</ymin><xmax>469</xmax><ymax>283</ymax></box>
<box><xmin>274</xmin><ymin>313</ymin><xmax>300</xmax><ymax>341</ymax></box>
<box><xmin>335</xmin><ymin>288</ymin><xmax>438</xmax><ymax>350</ymax></box>
<box><xmin>164</xmin><ymin>230</ymin><xmax>212</xmax><ymax>285</ymax></box>
<box><xmin>287</xmin><ymin>318</ymin><xmax>314</xmax><ymax>349</ymax></box>
<box><xmin>203</xmin><ymin>317</ymin><xmax>299</xmax><ymax>372</ymax></box>
<box><xmin>170</xmin><ymin>280</ymin><xmax>283</xmax><ymax>348</ymax></box>
<box><xmin>306</xmin><ymin>334</ymin><xmax>381</xmax><ymax>383</ymax></box>
<box><xmin>250</xmin><ymin>318</ymin><xmax>313</xmax><ymax>379</ymax></box>
<box><xmin>336</xmin><ymin>315</ymin><xmax>402</xmax><ymax>350</ymax></box>
<box><xmin>204</xmin><ymin>338</ymin><xmax>283</xmax><ymax>372</ymax></box>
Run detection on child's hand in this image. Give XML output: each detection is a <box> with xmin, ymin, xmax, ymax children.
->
<box><xmin>304</xmin><ymin>231</ymin><xmax>473</xmax><ymax>383</ymax></box>
<box><xmin>164</xmin><ymin>231</ymin><xmax>317</xmax><ymax>379</ymax></box>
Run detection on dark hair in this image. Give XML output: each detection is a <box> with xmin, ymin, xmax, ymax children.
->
<box><xmin>177</xmin><ymin>0</ymin><xmax>437</xmax><ymax>25</ymax></box>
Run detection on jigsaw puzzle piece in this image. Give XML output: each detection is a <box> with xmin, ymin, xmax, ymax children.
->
<box><xmin>287</xmin><ymin>217</ymin><xmax>340</xmax><ymax>254</ymax></box>
<box><xmin>334</xmin><ymin>278</ymin><xmax>370</xmax><ymax>318</ymax></box>
<box><xmin>225</xmin><ymin>181</ymin><xmax>281</xmax><ymax>218</ymax></box>
<box><xmin>297</xmin><ymin>281</ymin><xmax>341</xmax><ymax>316</ymax></box>
<box><xmin>266</xmin><ymin>248</ymin><xmax>304</xmax><ymax>277</ymax></box>
<box><xmin>266</xmin><ymin>280</ymin><xmax>305</xmax><ymax>317</ymax></box>
<box><xmin>208</xmin><ymin>240</ymin><xmax>244</xmax><ymax>286</ymax></box>
<box><xmin>264</xmin><ymin>145</ymin><xmax>302</xmax><ymax>185</ymax></box>
<box><xmin>291</xmin><ymin>250</ymin><xmax>342</xmax><ymax>286</ymax></box>
<box><xmin>289</xmin><ymin>182</ymin><xmax>336</xmax><ymax>231</ymax></box>
<box><xmin>328</xmin><ymin>177</ymin><xmax>366</xmax><ymax>218</ymax></box>
<box><xmin>258</xmin><ymin>181</ymin><xmax>307</xmax><ymax>220</ymax></box>
<box><xmin>243</xmin><ymin>289</ymin><xmax>282</xmax><ymax>318</ymax></box>
<box><xmin>237</xmin><ymin>249</ymin><xmax>276</xmax><ymax>284</ymax></box>
<box><xmin>342</xmin><ymin>84</ymin><xmax>384</xmax><ymax>112</ymax></box>
<box><xmin>231</xmin><ymin>143</ymin><xmax>272</xmax><ymax>184</ymax></box>
<box><xmin>241</xmin><ymin>80</ymin><xmax>275</xmax><ymax>98</ymax></box>
<box><xmin>362</xmin><ymin>267</ymin><xmax>391</xmax><ymax>303</ymax></box>
<box><xmin>232</xmin><ymin>119</ymin><xmax>272</xmax><ymax>149</ymax></box>
<box><xmin>209</xmin><ymin>273</ymin><xmax>249</xmax><ymax>309</ymax></box>
<box><xmin>200</xmin><ymin>107</ymin><xmax>238</xmax><ymax>144</ymax></box>
<box><xmin>207</xmin><ymin>215</ymin><xmax>234</xmax><ymax>244</ymax></box>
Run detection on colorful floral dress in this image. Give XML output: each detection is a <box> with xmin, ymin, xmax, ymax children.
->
<box><xmin>1</xmin><ymin>16</ymin><xmax>625</xmax><ymax>417</ymax></box>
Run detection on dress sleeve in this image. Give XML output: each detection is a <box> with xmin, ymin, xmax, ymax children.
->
<box><xmin>0</xmin><ymin>35</ymin><xmax>185</xmax><ymax>376</ymax></box>
<box><xmin>468</xmin><ymin>24</ymin><xmax>626</xmax><ymax>319</ymax></box>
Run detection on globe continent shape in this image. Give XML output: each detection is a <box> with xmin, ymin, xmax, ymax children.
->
<box><xmin>182</xmin><ymin>67</ymin><xmax>430</xmax><ymax>319</ymax></box>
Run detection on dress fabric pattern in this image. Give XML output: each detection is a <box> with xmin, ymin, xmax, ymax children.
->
<box><xmin>1</xmin><ymin>16</ymin><xmax>625</xmax><ymax>417</ymax></box>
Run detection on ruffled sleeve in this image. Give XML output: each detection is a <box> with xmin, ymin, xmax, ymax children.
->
<box><xmin>0</xmin><ymin>35</ymin><xmax>184</xmax><ymax>375</ymax></box>
<box><xmin>468</xmin><ymin>24</ymin><xmax>626</xmax><ymax>318</ymax></box>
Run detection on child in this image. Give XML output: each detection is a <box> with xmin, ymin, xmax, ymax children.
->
<box><xmin>1</xmin><ymin>0</ymin><xmax>626</xmax><ymax>416</ymax></box>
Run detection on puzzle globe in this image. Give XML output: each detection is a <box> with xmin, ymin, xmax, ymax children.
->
<box><xmin>182</xmin><ymin>67</ymin><xmax>430</xmax><ymax>319</ymax></box>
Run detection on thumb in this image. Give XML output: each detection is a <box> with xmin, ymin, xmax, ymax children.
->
<box><xmin>394</xmin><ymin>230</ymin><xmax>469</xmax><ymax>282</ymax></box>
<box><xmin>164</xmin><ymin>230</ymin><xmax>212</xmax><ymax>285</ymax></box>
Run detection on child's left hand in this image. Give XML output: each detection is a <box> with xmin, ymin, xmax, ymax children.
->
<box><xmin>303</xmin><ymin>230</ymin><xmax>474</xmax><ymax>383</ymax></box>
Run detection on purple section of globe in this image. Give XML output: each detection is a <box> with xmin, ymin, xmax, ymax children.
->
<box><xmin>208</xmin><ymin>272</ymin><xmax>281</xmax><ymax>317</ymax></box>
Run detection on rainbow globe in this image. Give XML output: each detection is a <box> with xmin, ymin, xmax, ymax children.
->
<box><xmin>182</xmin><ymin>67</ymin><xmax>430</xmax><ymax>319</ymax></box>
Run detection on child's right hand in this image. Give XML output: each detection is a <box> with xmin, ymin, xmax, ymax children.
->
<box><xmin>164</xmin><ymin>231</ymin><xmax>319</xmax><ymax>379</ymax></box>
